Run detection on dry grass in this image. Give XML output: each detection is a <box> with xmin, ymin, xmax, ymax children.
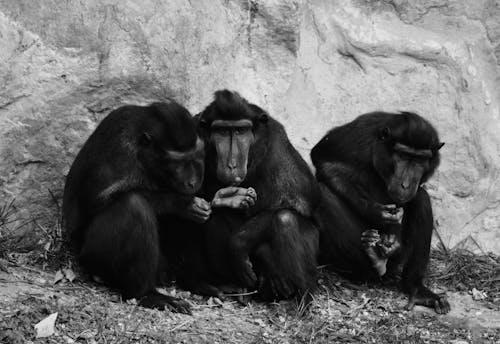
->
<box><xmin>1</xmin><ymin>203</ymin><xmax>499</xmax><ymax>343</ymax></box>
<box><xmin>1</xmin><ymin>251</ymin><xmax>499</xmax><ymax>344</ymax></box>
<box><xmin>430</xmin><ymin>245</ymin><xmax>500</xmax><ymax>303</ymax></box>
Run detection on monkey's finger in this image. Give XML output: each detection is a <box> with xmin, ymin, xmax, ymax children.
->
<box><xmin>385</xmin><ymin>233</ymin><xmax>397</xmax><ymax>243</ymax></box>
<box><xmin>247</xmin><ymin>187</ymin><xmax>257</xmax><ymax>200</ymax></box>
<box><xmin>211</xmin><ymin>197</ymin><xmax>237</xmax><ymax>208</ymax></box>
<box><xmin>434</xmin><ymin>300</ymin><xmax>444</xmax><ymax>314</ymax></box>
<box><xmin>383</xmin><ymin>204</ymin><xmax>397</xmax><ymax>210</ymax></box>
<box><xmin>361</xmin><ymin>239</ymin><xmax>379</xmax><ymax>248</ymax></box>
<box><xmin>381</xmin><ymin>211</ymin><xmax>397</xmax><ymax>219</ymax></box>
<box><xmin>192</xmin><ymin>207</ymin><xmax>212</xmax><ymax>218</ymax></box>
<box><xmin>381</xmin><ymin>212</ymin><xmax>403</xmax><ymax>224</ymax></box>
<box><xmin>194</xmin><ymin>197</ymin><xmax>211</xmax><ymax>211</ymax></box>
<box><xmin>215</xmin><ymin>186</ymin><xmax>246</xmax><ymax>198</ymax></box>
<box><xmin>237</xmin><ymin>200</ymin><xmax>250</xmax><ymax>209</ymax></box>
<box><xmin>362</xmin><ymin>231</ymin><xmax>380</xmax><ymax>239</ymax></box>
<box><xmin>386</xmin><ymin>205</ymin><xmax>402</xmax><ymax>214</ymax></box>
<box><xmin>395</xmin><ymin>216</ymin><xmax>403</xmax><ymax>224</ymax></box>
<box><xmin>361</xmin><ymin>237</ymin><xmax>380</xmax><ymax>245</ymax></box>
<box><xmin>210</xmin><ymin>197</ymin><xmax>224</xmax><ymax>207</ymax></box>
<box><xmin>199</xmin><ymin>212</ymin><xmax>211</xmax><ymax>221</ymax></box>
<box><xmin>395</xmin><ymin>208</ymin><xmax>404</xmax><ymax>221</ymax></box>
<box><xmin>361</xmin><ymin>230</ymin><xmax>380</xmax><ymax>240</ymax></box>
<box><xmin>245</xmin><ymin>196</ymin><xmax>256</xmax><ymax>207</ymax></box>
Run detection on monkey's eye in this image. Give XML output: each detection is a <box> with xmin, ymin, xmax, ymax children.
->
<box><xmin>235</xmin><ymin>127</ymin><xmax>250</xmax><ymax>135</ymax></box>
<box><xmin>394</xmin><ymin>151</ymin><xmax>409</xmax><ymax>161</ymax></box>
<box><xmin>213</xmin><ymin>128</ymin><xmax>230</xmax><ymax>135</ymax></box>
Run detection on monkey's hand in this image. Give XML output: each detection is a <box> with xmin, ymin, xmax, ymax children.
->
<box><xmin>370</xmin><ymin>203</ymin><xmax>404</xmax><ymax>225</ymax></box>
<box><xmin>182</xmin><ymin>197</ymin><xmax>212</xmax><ymax>223</ymax></box>
<box><xmin>211</xmin><ymin>187</ymin><xmax>257</xmax><ymax>209</ymax></box>
<box><xmin>378</xmin><ymin>233</ymin><xmax>401</xmax><ymax>257</ymax></box>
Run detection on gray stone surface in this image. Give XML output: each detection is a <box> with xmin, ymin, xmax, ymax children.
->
<box><xmin>0</xmin><ymin>0</ymin><xmax>499</xmax><ymax>253</ymax></box>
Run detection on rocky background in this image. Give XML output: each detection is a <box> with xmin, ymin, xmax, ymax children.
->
<box><xmin>0</xmin><ymin>0</ymin><xmax>499</xmax><ymax>253</ymax></box>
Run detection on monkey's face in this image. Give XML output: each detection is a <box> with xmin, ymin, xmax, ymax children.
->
<box><xmin>373</xmin><ymin>138</ymin><xmax>433</xmax><ymax>205</ymax></box>
<box><xmin>209</xmin><ymin>119</ymin><xmax>255</xmax><ymax>186</ymax></box>
<box><xmin>165</xmin><ymin>156</ymin><xmax>205</xmax><ymax>195</ymax></box>
<box><xmin>140</xmin><ymin>134</ymin><xmax>205</xmax><ymax>195</ymax></box>
<box><xmin>384</xmin><ymin>151</ymin><xmax>428</xmax><ymax>204</ymax></box>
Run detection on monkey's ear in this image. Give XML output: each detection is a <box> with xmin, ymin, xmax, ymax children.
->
<box><xmin>436</xmin><ymin>142</ymin><xmax>445</xmax><ymax>150</ymax></box>
<box><xmin>258</xmin><ymin>113</ymin><xmax>268</xmax><ymax>124</ymax></box>
<box><xmin>140</xmin><ymin>132</ymin><xmax>152</xmax><ymax>146</ymax></box>
<box><xmin>379</xmin><ymin>127</ymin><xmax>391</xmax><ymax>140</ymax></box>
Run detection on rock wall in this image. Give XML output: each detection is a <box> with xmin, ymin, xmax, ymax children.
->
<box><xmin>0</xmin><ymin>0</ymin><xmax>499</xmax><ymax>253</ymax></box>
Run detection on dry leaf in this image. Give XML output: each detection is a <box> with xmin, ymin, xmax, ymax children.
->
<box><xmin>34</xmin><ymin>312</ymin><xmax>58</xmax><ymax>338</ymax></box>
<box><xmin>63</xmin><ymin>268</ymin><xmax>76</xmax><ymax>282</ymax></box>
<box><xmin>471</xmin><ymin>288</ymin><xmax>487</xmax><ymax>301</ymax></box>
<box><xmin>53</xmin><ymin>270</ymin><xmax>64</xmax><ymax>284</ymax></box>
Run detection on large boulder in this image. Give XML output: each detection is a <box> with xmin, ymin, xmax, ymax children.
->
<box><xmin>0</xmin><ymin>0</ymin><xmax>498</xmax><ymax>253</ymax></box>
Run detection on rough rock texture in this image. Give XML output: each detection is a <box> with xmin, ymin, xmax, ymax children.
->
<box><xmin>0</xmin><ymin>0</ymin><xmax>499</xmax><ymax>253</ymax></box>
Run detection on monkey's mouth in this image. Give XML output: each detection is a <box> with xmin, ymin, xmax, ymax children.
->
<box><xmin>172</xmin><ymin>182</ymin><xmax>202</xmax><ymax>196</ymax></box>
<box><xmin>388</xmin><ymin>190</ymin><xmax>414</xmax><ymax>205</ymax></box>
<box><xmin>217</xmin><ymin>169</ymin><xmax>246</xmax><ymax>187</ymax></box>
<box><xmin>219</xmin><ymin>176</ymin><xmax>243</xmax><ymax>187</ymax></box>
<box><xmin>230</xmin><ymin>176</ymin><xmax>243</xmax><ymax>186</ymax></box>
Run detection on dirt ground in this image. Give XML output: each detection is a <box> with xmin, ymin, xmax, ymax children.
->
<box><xmin>0</xmin><ymin>251</ymin><xmax>499</xmax><ymax>344</ymax></box>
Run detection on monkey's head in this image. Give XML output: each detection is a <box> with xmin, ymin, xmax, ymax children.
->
<box><xmin>372</xmin><ymin>112</ymin><xmax>444</xmax><ymax>204</ymax></box>
<box><xmin>198</xmin><ymin>90</ymin><xmax>268</xmax><ymax>186</ymax></box>
<box><xmin>138</xmin><ymin>102</ymin><xmax>205</xmax><ymax>195</ymax></box>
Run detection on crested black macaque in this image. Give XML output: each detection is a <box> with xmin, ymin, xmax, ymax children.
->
<box><xmin>311</xmin><ymin>111</ymin><xmax>450</xmax><ymax>314</ymax></box>
<box><xmin>63</xmin><ymin>101</ymin><xmax>209</xmax><ymax>313</ymax></box>
<box><xmin>197</xmin><ymin>90</ymin><xmax>320</xmax><ymax>302</ymax></box>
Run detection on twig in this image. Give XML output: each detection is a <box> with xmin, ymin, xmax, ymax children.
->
<box><xmin>223</xmin><ymin>290</ymin><xmax>258</xmax><ymax>297</ymax></box>
<box><xmin>167</xmin><ymin>319</ymin><xmax>192</xmax><ymax>333</ymax></box>
<box><xmin>468</xmin><ymin>235</ymin><xmax>492</xmax><ymax>259</ymax></box>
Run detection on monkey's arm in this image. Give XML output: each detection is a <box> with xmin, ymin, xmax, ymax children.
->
<box><xmin>316</xmin><ymin>162</ymin><xmax>402</xmax><ymax>226</ymax></box>
<box><xmin>140</xmin><ymin>192</ymin><xmax>193</xmax><ymax>214</ymax></box>
<box><xmin>94</xmin><ymin>177</ymin><xmax>211</xmax><ymax>223</ymax></box>
<box><xmin>143</xmin><ymin>192</ymin><xmax>214</xmax><ymax>223</ymax></box>
<box><xmin>316</xmin><ymin>161</ymin><xmax>371</xmax><ymax>213</ymax></box>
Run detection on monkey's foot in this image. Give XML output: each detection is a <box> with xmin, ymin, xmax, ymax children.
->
<box><xmin>268</xmin><ymin>275</ymin><xmax>294</xmax><ymax>300</ymax></box>
<box><xmin>257</xmin><ymin>275</ymin><xmax>294</xmax><ymax>301</ymax></box>
<box><xmin>366</xmin><ymin>247</ymin><xmax>388</xmax><ymax>276</ymax></box>
<box><xmin>361</xmin><ymin>229</ymin><xmax>388</xmax><ymax>276</ymax></box>
<box><xmin>406</xmin><ymin>288</ymin><xmax>451</xmax><ymax>314</ymax></box>
<box><xmin>236</xmin><ymin>258</ymin><xmax>258</xmax><ymax>288</ymax></box>
<box><xmin>138</xmin><ymin>292</ymin><xmax>192</xmax><ymax>315</ymax></box>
